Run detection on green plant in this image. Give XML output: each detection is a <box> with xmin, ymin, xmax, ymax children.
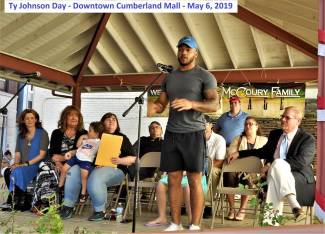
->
<box><xmin>239</xmin><ymin>175</ymin><xmax>286</xmax><ymax>226</ymax></box>
<box><xmin>34</xmin><ymin>205</ymin><xmax>63</xmax><ymax>233</ymax></box>
<box><xmin>259</xmin><ymin>202</ymin><xmax>286</xmax><ymax>226</ymax></box>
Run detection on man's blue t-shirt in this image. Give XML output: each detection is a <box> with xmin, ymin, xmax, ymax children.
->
<box><xmin>215</xmin><ymin>110</ymin><xmax>248</xmax><ymax>146</ymax></box>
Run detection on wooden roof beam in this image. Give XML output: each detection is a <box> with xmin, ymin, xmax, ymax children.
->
<box><xmin>233</xmin><ymin>5</ymin><xmax>317</xmax><ymax>60</ymax></box>
<box><xmin>0</xmin><ymin>52</ymin><xmax>75</xmax><ymax>86</ymax></box>
<box><xmin>75</xmin><ymin>13</ymin><xmax>111</xmax><ymax>82</ymax></box>
<box><xmin>80</xmin><ymin>67</ymin><xmax>317</xmax><ymax>87</ymax></box>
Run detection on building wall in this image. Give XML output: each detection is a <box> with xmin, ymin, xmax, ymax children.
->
<box><xmin>32</xmin><ymin>88</ymin><xmax>168</xmax><ymax>144</ymax></box>
<box><xmin>0</xmin><ymin>91</ymin><xmax>18</xmax><ymax>154</ymax></box>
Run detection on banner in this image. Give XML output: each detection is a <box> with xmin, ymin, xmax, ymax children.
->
<box><xmin>147</xmin><ymin>83</ymin><xmax>305</xmax><ymax>118</ymax></box>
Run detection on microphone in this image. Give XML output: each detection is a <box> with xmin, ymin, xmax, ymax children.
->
<box><xmin>20</xmin><ymin>72</ymin><xmax>41</xmax><ymax>79</ymax></box>
<box><xmin>156</xmin><ymin>63</ymin><xmax>173</xmax><ymax>73</ymax></box>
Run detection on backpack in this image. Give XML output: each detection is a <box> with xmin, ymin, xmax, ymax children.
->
<box><xmin>31</xmin><ymin>161</ymin><xmax>59</xmax><ymax>212</ymax></box>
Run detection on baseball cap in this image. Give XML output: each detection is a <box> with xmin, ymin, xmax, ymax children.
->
<box><xmin>229</xmin><ymin>95</ymin><xmax>241</xmax><ymax>103</ymax></box>
<box><xmin>177</xmin><ymin>36</ymin><xmax>198</xmax><ymax>49</ymax></box>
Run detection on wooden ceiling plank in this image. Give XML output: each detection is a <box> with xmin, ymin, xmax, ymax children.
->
<box><xmin>4</xmin><ymin>14</ymin><xmax>75</xmax><ymax>53</ymax></box>
<box><xmin>25</xmin><ymin>14</ymin><xmax>101</xmax><ymax>59</ymax></box>
<box><xmin>123</xmin><ymin>14</ymin><xmax>160</xmax><ymax>64</ymax></box>
<box><xmin>0</xmin><ymin>52</ymin><xmax>75</xmax><ymax>86</ymax></box>
<box><xmin>0</xmin><ymin>14</ymin><xmax>41</xmax><ymax>39</ymax></box>
<box><xmin>214</xmin><ymin>14</ymin><xmax>238</xmax><ymax>69</ymax></box>
<box><xmin>286</xmin><ymin>45</ymin><xmax>294</xmax><ymax>67</ymax></box>
<box><xmin>108</xmin><ymin>26</ymin><xmax>143</xmax><ymax>72</ymax></box>
<box><xmin>250</xmin><ymin>26</ymin><xmax>266</xmax><ymax>68</ymax></box>
<box><xmin>75</xmin><ymin>13</ymin><xmax>111</xmax><ymax>82</ymax></box>
<box><xmin>96</xmin><ymin>41</ymin><xmax>121</xmax><ymax>73</ymax></box>
<box><xmin>153</xmin><ymin>14</ymin><xmax>178</xmax><ymax>56</ymax></box>
<box><xmin>44</xmin><ymin>28</ymin><xmax>95</xmax><ymax>65</ymax></box>
<box><xmin>244</xmin><ymin>0</ymin><xmax>317</xmax><ymax>28</ymax></box>
<box><xmin>233</xmin><ymin>5</ymin><xmax>317</xmax><ymax>60</ymax></box>
<box><xmin>87</xmin><ymin>60</ymin><xmax>101</xmax><ymax>75</ymax></box>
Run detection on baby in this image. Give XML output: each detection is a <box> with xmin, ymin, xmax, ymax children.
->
<box><xmin>58</xmin><ymin>121</ymin><xmax>104</xmax><ymax>203</ymax></box>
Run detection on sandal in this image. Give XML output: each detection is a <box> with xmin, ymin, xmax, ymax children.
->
<box><xmin>79</xmin><ymin>193</ymin><xmax>88</xmax><ymax>203</ymax></box>
<box><xmin>235</xmin><ymin>210</ymin><xmax>246</xmax><ymax>221</ymax></box>
<box><xmin>227</xmin><ymin>209</ymin><xmax>236</xmax><ymax>220</ymax></box>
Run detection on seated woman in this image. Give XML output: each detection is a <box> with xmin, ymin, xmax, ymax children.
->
<box><xmin>50</xmin><ymin>105</ymin><xmax>87</xmax><ymax>172</ymax></box>
<box><xmin>3</xmin><ymin>109</ymin><xmax>49</xmax><ymax>211</ymax></box>
<box><xmin>145</xmin><ymin>173</ymin><xmax>207</xmax><ymax>228</ymax></box>
<box><xmin>60</xmin><ymin>112</ymin><xmax>136</xmax><ymax>220</ymax></box>
<box><xmin>225</xmin><ymin>116</ymin><xmax>267</xmax><ymax>221</ymax></box>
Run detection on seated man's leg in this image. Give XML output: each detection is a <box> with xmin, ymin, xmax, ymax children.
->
<box><xmin>145</xmin><ymin>181</ymin><xmax>169</xmax><ymax>226</ymax></box>
<box><xmin>265</xmin><ymin>159</ymin><xmax>305</xmax><ymax>223</ymax></box>
<box><xmin>266</xmin><ymin>159</ymin><xmax>296</xmax><ymax>214</ymax></box>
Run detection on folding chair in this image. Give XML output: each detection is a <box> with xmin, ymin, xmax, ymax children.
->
<box><xmin>123</xmin><ymin>152</ymin><xmax>161</xmax><ymax>219</ymax></box>
<box><xmin>106</xmin><ymin>175</ymin><xmax>128</xmax><ymax>211</ymax></box>
<box><xmin>200</xmin><ymin>157</ymin><xmax>214</xmax><ymax>224</ymax></box>
<box><xmin>211</xmin><ymin>156</ymin><xmax>262</xmax><ymax>228</ymax></box>
<box><xmin>305</xmin><ymin>205</ymin><xmax>314</xmax><ymax>224</ymax></box>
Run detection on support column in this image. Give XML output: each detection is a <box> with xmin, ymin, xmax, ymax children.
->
<box><xmin>72</xmin><ymin>83</ymin><xmax>81</xmax><ymax>109</ymax></box>
<box><xmin>315</xmin><ymin>0</ymin><xmax>325</xmax><ymax>223</ymax></box>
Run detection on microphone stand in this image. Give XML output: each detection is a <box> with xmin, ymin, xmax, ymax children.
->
<box><xmin>122</xmin><ymin>71</ymin><xmax>166</xmax><ymax>233</ymax></box>
<box><xmin>0</xmin><ymin>79</ymin><xmax>30</xmax><ymax>169</ymax></box>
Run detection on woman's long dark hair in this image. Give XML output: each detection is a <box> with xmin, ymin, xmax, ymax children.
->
<box><xmin>100</xmin><ymin>112</ymin><xmax>121</xmax><ymax>134</ymax></box>
<box><xmin>241</xmin><ymin>116</ymin><xmax>263</xmax><ymax>136</ymax></box>
<box><xmin>57</xmin><ymin>105</ymin><xmax>84</xmax><ymax>132</ymax></box>
<box><xmin>18</xmin><ymin>109</ymin><xmax>42</xmax><ymax>138</ymax></box>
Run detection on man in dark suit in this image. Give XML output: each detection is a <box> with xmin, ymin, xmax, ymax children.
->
<box><xmin>228</xmin><ymin>106</ymin><xmax>315</xmax><ymax>224</ymax></box>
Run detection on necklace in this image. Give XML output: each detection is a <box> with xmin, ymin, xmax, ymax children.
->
<box><xmin>26</xmin><ymin>133</ymin><xmax>34</xmax><ymax>147</ymax></box>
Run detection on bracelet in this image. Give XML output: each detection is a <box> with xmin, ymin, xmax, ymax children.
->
<box><xmin>24</xmin><ymin>161</ymin><xmax>30</xmax><ymax>166</ymax></box>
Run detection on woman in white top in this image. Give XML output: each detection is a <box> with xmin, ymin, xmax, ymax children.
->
<box><xmin>226</xmin><ymin>116</ymin><xmax>267</xmax><ymax>221</ymax></box>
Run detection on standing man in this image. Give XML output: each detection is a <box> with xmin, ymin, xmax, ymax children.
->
<box><xmin>228</xmin><ymin>106</ymin><xmax>315</xmax><ymax>224</ymax></box>
<box><xmin>149</xmin><ymin>36</ymin><xmax>219</xmax><ymax>231</ymax></box>
<box><xmin>214</xmin><ymin>96</ymin><xmax>248</xmax><ymax>146</ymax></box>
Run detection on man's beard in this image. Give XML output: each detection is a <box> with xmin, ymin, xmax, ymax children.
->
<box><xmin>178</xmin><ymin>56</ymin><xmax>195</xmax><ymax>67</ymax></box>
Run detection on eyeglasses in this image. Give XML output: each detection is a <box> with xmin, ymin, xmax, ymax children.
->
<box><xmin>245</xmin><ymin>122</ymin><xmax>256</xmax><ymax>126</ymax></box>
<box><xmin>280</xmin><ymin>115</ymin><xmax>296</xmax><ymax>120</ymax></box>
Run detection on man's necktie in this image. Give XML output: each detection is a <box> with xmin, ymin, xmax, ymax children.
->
<box><xmin>279</xmin><ymin>134</ymin><xmax>289</xmax><ymax>160</ymax></box>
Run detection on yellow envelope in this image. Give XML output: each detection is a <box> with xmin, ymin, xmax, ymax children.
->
<box><xmin>95</xmin><ymin>133</ymin><xmax>123</xmax><ymax>167</ymax></box>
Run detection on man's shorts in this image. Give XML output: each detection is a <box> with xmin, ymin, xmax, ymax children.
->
<box><xmin>66</xmin><ymin>157</ymin><xmax>93</xmax><ymax>172</ymax></box>
<box><xmin>160</xmin><ymin>130</ymin><xmax>205</xmax><ymax>173</ymax></box>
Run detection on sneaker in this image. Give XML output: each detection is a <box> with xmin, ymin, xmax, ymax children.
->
<box><xmin>189</xmin><ymin>224</ymin><xmax>200</xmax><ymax>230</ymax></box>
<box><xmin>0</xmin><ymin>202</ymin><xmax>12</xmax><ymax>209</ymax></box>
<box><xmin>88</xmin><ymin>211</ymin><xmax>105</xmax><ymax>221</ymax></box>
<box><xmin>0</xmin><ymin>202</ymin><xmax>12</xmax><ymax>212</ymax></box>
<box><xmin>59</xmin><ymin>205</ymin><xmax>74</xmax><ymax>220</ymax></box>
<box><xmin>164</xmin><ymin>222</ymin><xmax>184</xmax><ymax>232</ymax></box>
<box><xmin>293</xmin><ymin>207</ymin><xmax>305</xmax><ymax>222</ymax></box>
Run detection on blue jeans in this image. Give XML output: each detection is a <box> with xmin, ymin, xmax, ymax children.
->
<box><xmin>64</xmin><ymin>165</ymin><xmax>124</xmax><ymax>212</ymax></box>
